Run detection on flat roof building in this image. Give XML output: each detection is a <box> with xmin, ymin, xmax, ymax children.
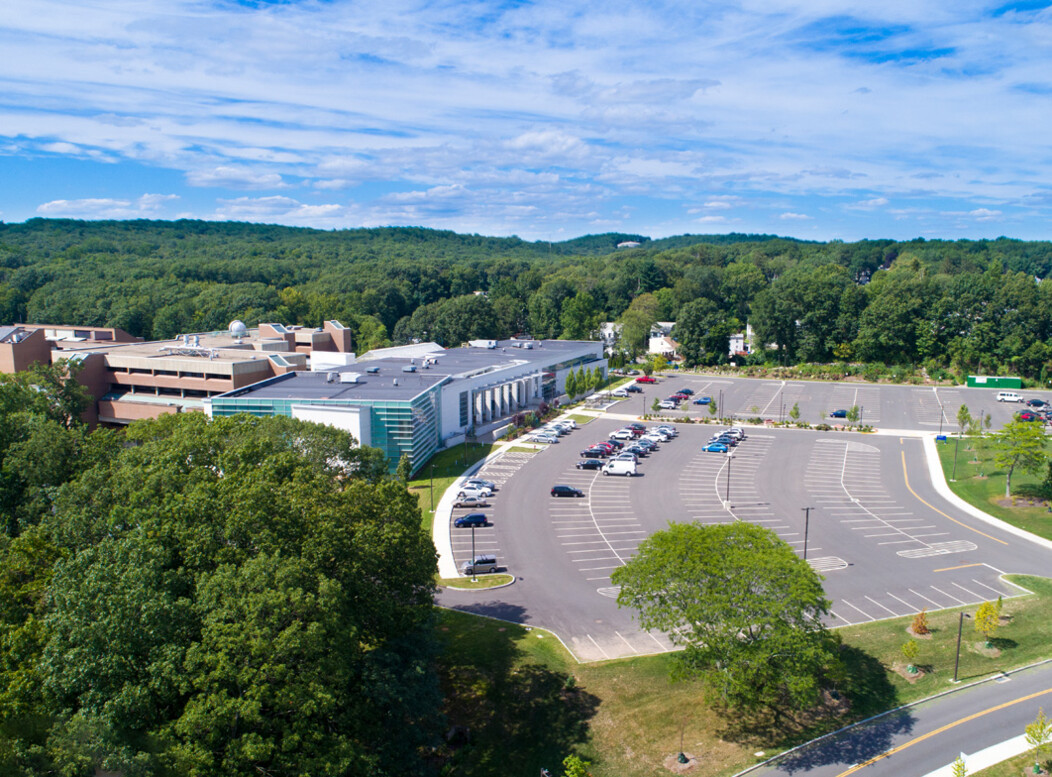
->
<box><xmin>208</xmin><ymin>338</ymin><xmax>606</xmax><ymax>473</ymax></box>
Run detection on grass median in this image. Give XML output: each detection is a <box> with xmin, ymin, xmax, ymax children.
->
<box><xmin>936</xmin><ymin>435</ymin><xmax>1052</xmax><ymax>542</ymax></box>
<box><xmin>435</xmin><ymin>575</ymin><xmax>1052</xmax><ymax>777</ymax></box>
<box><xmin>407</xmin><ymin>442</ymin><xmax>497</xmax><ymax>533</ymax></box>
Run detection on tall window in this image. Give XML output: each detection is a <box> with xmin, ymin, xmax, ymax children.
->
<box><xmin>459</xmin><ymin>391</ymin><xmax>469</xmax><ymax>427</ymax></box>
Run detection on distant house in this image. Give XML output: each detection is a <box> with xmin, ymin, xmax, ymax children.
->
<box><xmin>616</xmin><ymin>241</ymin><xmax>641</xmax><ymax>249</ymax></box>
<box><xmin>648</xmin><ymin>335</ymin><xmax>679</xmax><ymax>360</ymax></box>
<box><xmin>599</xmin><ymin>322</ymin><xmax>623</xmax><ymax>353</ymax></box>
<box><xmin>728</xmin><ymin>323</ymin><xmax>755</xmax><ymax>357</ymax></box>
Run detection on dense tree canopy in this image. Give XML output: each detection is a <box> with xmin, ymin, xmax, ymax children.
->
<box><xmin>0</xmin><ymin>412</ymin><xmax>440</xmax><ymax>777</ymax></box>
<box><xmin>4</xmin><ymin>220</ymin><xmax>1052</xmax><ymax>377</ymax></box>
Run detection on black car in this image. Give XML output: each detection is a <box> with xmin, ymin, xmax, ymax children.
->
<box><xmin>454</xmin><ymin>513</ymin><xmax>488</xmax><ymax>528</ymax></box>
<box><xmin>679</xmin><ymin>388</ymin><xmax>694</xmax><ymax>395</ymax></box>
<box><xmin>580</xmin><ymin>448</ymin><xmax>605</xmax><ymax>458</ymax></box>
<box><xmin>625</xmin><ymin>384</ymin><xmax>642</xmax><ymax>393</ymax></box>
<box><xmin>551</xmin><ymin>485</ymin><xmax>585</xmax><ymax>497</ymax></box>
<box><xmin>576</xmin><ymin>459</ymin><xmax>604</xmax><ymax>470</ymax></box>
<box><xmin>1027</xmin><ymin>398</ymin><xmax>1049</xmax><ymax>408</ymax></box>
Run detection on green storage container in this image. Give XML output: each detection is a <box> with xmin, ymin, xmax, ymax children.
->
<box><xmin>966</xmin><ymin>375</ymin><xmax>1022</xmax><ymax>389</ymax></box>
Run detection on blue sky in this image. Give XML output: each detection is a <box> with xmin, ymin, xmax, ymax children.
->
<box><xmin>3</xmin><ymin>0</ymin><xmax>1052</xmax><ymax>241</ymax></box>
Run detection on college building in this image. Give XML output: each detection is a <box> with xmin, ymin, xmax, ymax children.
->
<box><xmin>0</xmin><ymin>321</ymin><xmax>604</xmax><ymax>473</ymax></box>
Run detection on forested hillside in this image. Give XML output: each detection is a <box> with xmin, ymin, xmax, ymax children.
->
<box><xmin>3</xmin><ymin>219</ymin><xmax>1052</xmax><ymax>379</ymax></box>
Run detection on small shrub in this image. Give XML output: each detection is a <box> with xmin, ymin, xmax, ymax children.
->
<box><xmin>911</xmin><ymin>609</ymin><xmax>930</xmax><ymax>635</ymax></box>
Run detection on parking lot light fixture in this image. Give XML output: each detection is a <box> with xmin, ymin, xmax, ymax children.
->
<box><xmin>470</xmin><ymin>524</ymin><xmax>478</xmax><ymax>583</ymax></box>
<box><xmin>953</xmin><ymin>611</ymin><xmax>971</xmax><ymax>683</ymax></box>
<box><xmin>725</xmin><ymin>451</ymin><xmax>734</xmax><ymax>504</ymax></box>
<box><xmin>802</xmin><ymin>506</ymin><xmax>813</xmax><ymax>560</ymax></box>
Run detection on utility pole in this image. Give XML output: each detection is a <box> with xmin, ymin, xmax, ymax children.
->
<box><xmin>725</xmin><ymin>452</ymin><xmax>734</xmax><ymax>504</ymax></box>
<box><xmin>802</xmin><ymin>506</ymin><xmax>813</xmax><ymax>560</ymax></box>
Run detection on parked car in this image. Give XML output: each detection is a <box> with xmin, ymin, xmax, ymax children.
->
<box><xmin>610</xmin><ymin>429</ymin><xmax>635</xmax><ymax>440</ymax></box>
<box><xmin>625</xmin><ymin>384</ymin><xmax>642</xmax><ymax>393</ymax></box>
<box><xmin>453</xmin><ymin>494</ymin><xmax>489</xmax><ymax>509</ymax></box>
<box><xmin>703</xmin><ymin>443</ymin><xmax>728</xmax><ymax>453</ymax></box>
<box><xmin>612</xmin><ymin>388</ymin><xmax>629</xmax><ymax>398</ymax></box>
<box><xmin>635</xmin><ymin>376</ymin><xmax>657</xmax><ymax>384</ymax></box>
<box><xmin>679</xmin><ymin>388</ymin><xmax>695</xmax><ymax>395</ymax></box>
<box><xmin>830</xmin><ymin>409</ymin><xmax>848</xmax><ymax>418</ymax></box>
<box><xmin>997</xmin><ymin>391</ymin><xmax>1023</xmax><ymax>403</ymax></box>
<box><xmin>457</xmin><ymin>486</ymin><xmax>493</xmax><ymax>501</ymax></box>
<box><xmin>530</xmin><ymin>433</ymin><xmax>559</xmax><ymax>444</ymax></box>
<box><xmin>463</xmin><ymin>478</ymin><xmax>496</xmax><ymax>491</ymax></box>
<box><xmin>461</xmin><ymin>554</ymin><xmax>499</xmax><ymax>575</ymax></box>
<box><xmin>576</xmin><ymin>458</ymin><xmax>604</xmax><ymax>470</ymax></box>
<box><xmin>624</xmin><ymin>444</ymin><xmax>648</xmax><ymax>457</ymax></box>
<box><xmin>693</xmin><ymin>396</ymin><xmax>712</xmax><ymax>405</ymax></box>
<box><xmin>658</xmin><ymin>400</ymin><xmax>677</xmax><ymax>410</ymax></box>
<box><xmin>1018</xmin><ymin>411</ymin><xmax>1040</xmax><ymax>422</ymax></box>
<box><xmin>453</xmin><ymin>513</ymin><xmax>488</xmax><ymax>528</ymax></box>
<box><xmin>551</xmin><ymin>484</ymin><xmax>585</xmax><ymax>497</ymax></box>
<box><xmin>668</xmin><ymin>393</ymin><xmax>688</xmax><ymax>401</ymax></box>
<box><xmin>580</xmin><ymin>448</ymin><xmax>605</xmax><ymax>459</ymax></box>
<box><xmin>1027</xmin><ymin>399</ymin><xmax>1049</xmax><ymax>408</ymax></box>
<box><xmin>627</xmin><ymin>422</ymin><xmax>647</xmax><ymax>431</ymax></box>
<box><xmin>654</xmin><ymin>424</ymin><xmax>677</xmax><ymax>436</ymax></box>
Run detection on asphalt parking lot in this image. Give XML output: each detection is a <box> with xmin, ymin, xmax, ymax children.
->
<box><xmin>436</xmin><ymin>377</ymin><xmax>1052</xmax><ymax>662</ymax></box>
<box><xmin>623</xmin><ymin>374</ymin><xmax>1052</xmax><ymax>431</ymax></box>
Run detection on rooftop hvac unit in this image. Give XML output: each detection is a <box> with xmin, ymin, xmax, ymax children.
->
<box><xmin>393</xmin><ymin>378</ymin><xmax>399</xmax><ymax>386</ymax></box>
<box><xmin>402</xmin><ymin>365</ymin><xmax>416</xmax><ymax>373</ymax></box>
<box><xmin>339</xmin><ymin>372</ymin><xmax>360</xmax><ymax>383</ymax></box>
<box><xmin>366</xmin><ymin>366</ymin><xmax>380</xmax><ymax>374</ymax></box>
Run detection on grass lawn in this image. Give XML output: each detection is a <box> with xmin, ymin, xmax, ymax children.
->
<box><xmin>407</xmin><ymin>442</ymin><xmax>497</xmax><ymax>533</ymax></box>
<box><xmin>439</xmin><ymin>573</ymin><xmax>514</xmax><ymax>589</ymax></box>
<box><xmin>973</xmin><ymin>750</ymin><xmax>1049</xmax><ymax>776</ymax></box>
<box><xmin>936</xmin><ymin>436</ymin><xmax>1052</xmax><ymax>542</ymax></box>
<box><xmin>435</xmin><ymin>575</ymin><xmax>1052</xmax><ymax>777</ymax></box>
<box><xmin>566</xmin><ymin>413</ymin><xmax>597</xmax><ymax>425</ymax></box>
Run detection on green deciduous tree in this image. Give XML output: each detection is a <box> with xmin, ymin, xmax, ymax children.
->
<box><xmin>612</xmin><ymin>522</ymin><xmax>841</xmax><ymax>714</ymax></box>
<box><xmin>1025</xmin><ymin>707</ymin><xmax>1051</xmax><ymax>773</ymax></box>
<box><xmin>992</xmin><ymin>419</ymin><xmax>1048</xmax><ymax>498</ymax></box>
<box><xmin>674</xmin><ymin>299</ymin><xmax>736</xmax><ymax>367</ymax></box>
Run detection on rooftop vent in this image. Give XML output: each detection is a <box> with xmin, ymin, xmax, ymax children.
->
<box><xmin>366</xmin><ymin>366</ymin><xmax>380</xmax><ymax>374</ymax></box>
<box><xmin>402</xmin><ymin>365</ymin><xmax>416</xmax><ymax>373</ymax></box>
<box><xmin>326</xmin><ymin>372</ymin><xmax>337</xmax><ymax>383</ymax></box>
<box><xmin>393</xmin><ymin>378</ymin><xmax>399</xmax><ymax>386</ymax></box>
<box><xmin>339</xmin><ymin>372</ymin><xmax>361</xmax><ymax>384</ymax></box>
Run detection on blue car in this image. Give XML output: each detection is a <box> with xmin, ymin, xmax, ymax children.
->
<box><xmin>693</xmin><ymin>396</ymin><xmax>712</xmax><ymax>405</ymax></box>
<box><xmin>702</xmin><ymin>443</ymin><xmax>728</xmax><ymax>453</ymax></box>
<box><xmin>830</xmin><ymin>409</ymin><xmax>848</xmax><ymax>418</ymax></box>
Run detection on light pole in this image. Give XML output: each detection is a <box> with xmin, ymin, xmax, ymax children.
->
<box><xmin>641</xmin><ymin>388</ymin><xmax>646</xmax><ymax>418</ymax></box>
<box><xmin>860</xmin><ymin>405</ymin><xmax>864</xmax><ymax>426</ymax></box>
<box><xmin>470</xmin><ymin>524</ymin><xmax>478</xmax><ymax>582</ymax></box>
<box><xmin>718</xmin><ymin>389</ymin><xmax>724</xmax><ymax>423</ymax></box>
<box><xmin>725</xmin><ymin>451</ymin><xmax>734</xmax><ymax>504</ymax></box>
<box><xmin>802</xmin><ymin>506</ymin><xmax>813</xmax><ymax>560</ymax></box>
<box><xmin>952</xmin><ymin>611</ymin><xmax>971</xmax><ymax>683</ymax></box>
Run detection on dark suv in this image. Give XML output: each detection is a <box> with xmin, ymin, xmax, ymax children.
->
<box><xmin>551</xmin><ymin>485</ymin><xmax>585</xmax><ymax>498</ymax></box>
<box><xmin>453</xmin><ymin>513</ymin><xmax>488</xmax><ymax>528</ymax></box>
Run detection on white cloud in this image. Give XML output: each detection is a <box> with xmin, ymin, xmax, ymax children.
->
<box><xmin>36</xmin><ymin>192</ymin><xmax>179</xmax><ymax>218</ymax></box>
<box><xmin>969</xmin><ymin>207</ymin><xmax>1002</xmax><ymax>221</ymax></box>
<box><xmin>780</xmin><ymin>212</ymin><xmax>812</xmax><ymax>220</ymax></box>
<box><xmin>186</xmin><ymin>166</ymin><xmax>285</xmax><ymax>189</ymax></box>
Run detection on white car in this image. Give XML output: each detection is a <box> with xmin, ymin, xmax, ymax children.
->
<box><xmin>463</xmin><ymin>478</ymin><xmax>496</xmax><ymax>492</ymax></box>
<box><xmin>457</xmin><ymin>485</ymin><xmax>493</xmax><ymax>499</ymax></box>
<box><xmin>612</xmin><ymin>388</ymin><xmax>629</xmax><ymax>398</ymax></box>
<box><xmin>609</xmin><ymin>429</ymin><xmax>635</xmax><ymax>440</ymax></box>
<box><xmin>654</xmin><ymin>426</ymin><xmax>677</xmax><ymax>437</ymax></box>
<box><xmin>530</xmin><ymin>433</ymin><xmax>559</xmax><ymax>444</ymax></box>
<box><xmin>658</xmin><ymin>400</ymin><xmax>677</xmax><ymax>410</ymax></box>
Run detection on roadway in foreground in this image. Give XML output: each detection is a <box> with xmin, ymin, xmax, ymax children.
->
<box><xmin>747</xmin><ymin>661</ymin><xmax>1052</xmax><ymax>777</ymax></box>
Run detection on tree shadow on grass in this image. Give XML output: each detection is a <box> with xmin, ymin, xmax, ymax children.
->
<box><xmin>720</xmin><ymin>646</ymin><xmax>914</xmax><ymax>774</ymax></box>
<box><xmin>435</xmin><ymin>604</ymin><xmax>599</xmax><ymax>777</ymax></box>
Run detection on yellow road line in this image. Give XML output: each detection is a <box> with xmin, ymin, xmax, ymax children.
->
<box><xmin>933</xmin><ymin>563</ymin><xmax>985</xmax><ymax>573</ymax></box>
<box><xmin>901</xmin><ymin>452</ymin><xmax>1008</xmax><ymax>546</ymax></box>
<box><xmin>836</xmin><ymin>686</ymin><xmax>1052</xmax><ymax>776</ymax></box>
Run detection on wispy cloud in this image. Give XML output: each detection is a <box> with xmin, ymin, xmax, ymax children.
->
<box><xmin>37</xmin><ymin>193</ymin><xmax>179</xmax><ymax>218</ymax></box>
<box><xmin>2</xmin><ymin>1</ymin><xmax>1052</xmax><ymax>239</ymax></box>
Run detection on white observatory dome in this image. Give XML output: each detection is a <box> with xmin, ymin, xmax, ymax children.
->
<box><xmin>229</xmin><ymin>320</ymin><xmax>248</xmax><ymax>337</ymax></box>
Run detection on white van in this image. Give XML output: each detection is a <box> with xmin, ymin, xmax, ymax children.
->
<box><xmin>997</xmin><ymin>391</ymin><xmax>1023</xmax><ymax>403</ymax></box>
<box><xmin>602</xmin><ymin>459</ymin><xmax>637</xmax><ymax>476</ymax></box>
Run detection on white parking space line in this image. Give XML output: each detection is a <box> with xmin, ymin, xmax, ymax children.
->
<box><xmin>971</xmin><ymin>577</ymin><xmax>1013</xmax><ymax>597</ymax></box>
<box><xmin>887</xmin><ymin>592</ymin><xmax>919</xmax><ymax>611</ymax></box>
<box><xmin>951</xmin><ymin>581</ymin><xmax>984</xmax><ymax>600</ymax></box>
<box><xmin>930</xmin><ymin>585</ymin><xmax>965</xmax><ymax>604</ymax></box>
<box><xmin>865</xmin><ymin>596</ymin><xmax>899</xmax><ymax>617</ymax></box>
<box><xmin>840</xmin><ymin>599</ymin><xmax>876</xmax><ymax>621</ymax></box>
<box><xmin>829</xmin><ymin>609</ymin><xmax>853</xmax><ymax>625</ymax></box>
<box><xmin>909</xmin><ymin>588</ymin><xmax>943</xmax><ymax>607</ymax></box>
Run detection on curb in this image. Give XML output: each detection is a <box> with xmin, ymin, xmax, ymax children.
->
<box><xmin>922</xmin><ymin>434</ymin><xmax>1052</xmax><ymax>552</ymax></box>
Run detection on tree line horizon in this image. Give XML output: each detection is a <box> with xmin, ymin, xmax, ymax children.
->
<box><xmin>3</xmin><ymin>219</ymin><xmax>1052</xmax><ymax>379</ymax></box>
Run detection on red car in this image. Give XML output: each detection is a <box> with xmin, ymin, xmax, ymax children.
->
<box><xmin>1018</xmin><ymin>411</ymin><xmax>1039</xmax><ymax>422</ymax></box>
<box><xmin>635</xmin><ymin>376</ymin><xmax>657</xmax><ymax>384</ymax></box>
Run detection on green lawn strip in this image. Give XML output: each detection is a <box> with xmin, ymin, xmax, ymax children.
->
<box><xmin>935</xmin><ymin>437</ymin><xmax>1052</xmax><ymax>542</ymax></box>
<box><xmin>973</xmin><ymin>750</ymin><xmax>1047</xmax><ymax>776</ymax></box>
<box><xmin>506</xmin><ymin>445</ymin><xmax>537</xmax><ymax>454</ymax></box>
<box><xmin>439</xmin><ymin>574</ymin><xmax>513</xmax><ymax>589</ymax></box>
<box><xmin>407</xmin><ymin>442</ymin><xmax>498</xmax><ymax>533</ymax></box>
<box><xmin>434</xmin><ymin>575</ymin><xmax>1052</xmax><ymax>777</ymax></box>
<box><xmin>566</xmin><ymin>413</ymin><xmax>596</xmax><ymax>425</ymax></box>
